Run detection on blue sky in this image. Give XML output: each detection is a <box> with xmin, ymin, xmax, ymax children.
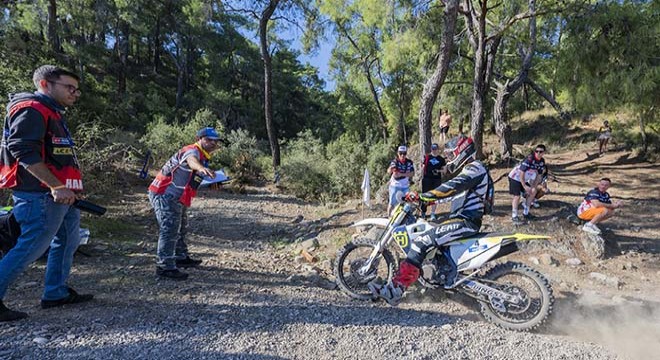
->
<box><xmin>280</xmin><ymin>27</ymin><xmax>336</xmax><ymax>91</ymax></box>
<box><xmin>238</xmin><ymin>23</ymin><xmax>336</xmax><ymax>91</ymax></box>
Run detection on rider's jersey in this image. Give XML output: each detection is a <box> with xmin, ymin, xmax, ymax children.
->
<box><xmin>421</xmin><ymin>160</ymin><xmax>490</xmax><ymax>221</ymax></box>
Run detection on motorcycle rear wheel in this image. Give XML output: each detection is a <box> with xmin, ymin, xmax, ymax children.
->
<box><xmin>334</xmin><ymin>237</ymin><xmax>397</xmax><ymax>300</ymax></box>
<box><xmin>478</xmin><ymin>261</ymin><xmax>554</xmax><ymax>332</ymax></box>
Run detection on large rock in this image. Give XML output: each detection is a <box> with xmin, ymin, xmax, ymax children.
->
<box><xmin>589</xmin><ymin>272</ymin><xmax>621</xmax><ymax>289</ymax></box>
<box><xmin>565</xmin><ymin>258</ymin><xmax>583</xmax><ymax>266</ymax></box>
<box><xmin>539</xmin><ymin>254</ymin><xmax>559</xmax><ymax>266</ymax></box>
<box><xmin>581</xmin><ymin>233</ymin><xmax>605</xmax><ymax>259</ymax></box>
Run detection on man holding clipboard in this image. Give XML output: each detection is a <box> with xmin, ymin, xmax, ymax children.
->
<box><xmin>148</xmin><ymin>127</ymin><xmax>222</xmax><ymax>280</ymax></box>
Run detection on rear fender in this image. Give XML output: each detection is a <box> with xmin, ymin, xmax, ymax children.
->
<box><xmin>451</xmin><ymin>233</ymin><xmax>550</xmax><ymax>271</ymax></box>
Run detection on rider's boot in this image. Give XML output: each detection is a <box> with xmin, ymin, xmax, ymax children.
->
<box><xmin>369</xmin><ymin>260</ymin><xmax>420</xmax><ymax>306</ymax></box>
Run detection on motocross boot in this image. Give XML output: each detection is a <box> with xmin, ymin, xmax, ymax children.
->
<box><xmin>368</xmin><ymin>281</ymin><xmax>404</xmax><ymax>306</ymax></box>
<box><xmin>369</xmin><ymin>261</ymin><xmax>420</xmax><ymax>306</ymax></box>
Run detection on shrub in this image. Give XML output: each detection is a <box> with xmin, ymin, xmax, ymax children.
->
<box><xmin>141</xmin><ymin>108</ymin><xmax>224</xmax><ymax>164</ymax></box>
<box><xmin>280</xmin><ymin>130</ymin><xmax>332</xmax><ymax>200</ymax></box>
<box><xmin>215</xmin><ymin>128</ymin><xmax>264</xmax><ymax>183</ymax></box>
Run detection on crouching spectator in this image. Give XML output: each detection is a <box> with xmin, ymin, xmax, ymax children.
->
<box><xmin>387</xmin><ymin>145</ymin><xmax>414</xmax><ymax>216</ymax></box>
<box><xmin>508</xmin><ymin>145</ymin><xmax>547</xmax><ymax>223</ymax></box>
<box><xmin>148</xmin><ymin>127</ymin><xmax>221</xmax><ymax>280</ymax></box>
<box><xmin>577</xmin><ymin>178</ymin><xmax>623</xmax><ymax>235</ymax></box>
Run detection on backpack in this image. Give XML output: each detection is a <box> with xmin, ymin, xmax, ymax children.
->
<box><xmin>0</xmin><ymin>207</ymin><xmax>20</xmax><ymax>259</ymax></box>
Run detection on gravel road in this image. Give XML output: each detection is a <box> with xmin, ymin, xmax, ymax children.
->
<box><xmin>0</xmin><ymin>192</ymin><xmax>624</xmax><ymax>359</ymax></box>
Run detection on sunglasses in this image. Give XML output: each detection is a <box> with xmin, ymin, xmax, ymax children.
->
<box><xmin>398</xmin><ymin>152</ymin><xmax>407</xmax><ymax>155</ymax></box>
<box><xmin>535</xmin><ymin>150</ymin><xmax>545</xmax><ymax>153</ymax></box>
<box><xmin>48</xmin><ymin>81</ymin><xmax>81</xmax><ymax>95</ymax></box>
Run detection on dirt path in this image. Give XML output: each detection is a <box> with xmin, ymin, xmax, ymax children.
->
<box><xmin>1</xmin><ymin>148</ymin><xmax>658</xmax><ymax>359</ymax></box>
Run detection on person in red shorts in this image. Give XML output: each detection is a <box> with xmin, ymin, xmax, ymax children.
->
<box><xmin>577</xmin><ymin>178</ymin><xmax>623</xmax><ymax>235</ymax></box>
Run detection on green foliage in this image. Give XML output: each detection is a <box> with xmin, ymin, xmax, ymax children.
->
<box><xmin>141</xmin><ymin>108</ymin><xmax>224</xmax><ymax>164</ymax></box>
<box><xmin>280</xmin><ymin>130</ymin><xmax>332</xmax><ymax>200</ymax></box>
<box><xmin>280</xmin><ymin>129</ymin><xmax>391</xmax><ymax>201</ymax></box>
<box><xmin>215</xmin><ymin>129</ymin><xmax>265</xmax><ymax>183</ymax></box>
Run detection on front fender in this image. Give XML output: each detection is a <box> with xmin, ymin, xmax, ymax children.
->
<box><xmin>351</xmin><ymin>218</ymin><xmax>389</xmax><ymax>228</ymax></box>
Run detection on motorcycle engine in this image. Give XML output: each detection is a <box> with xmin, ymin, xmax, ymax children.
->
<box><xmin>420</xmin><ymin>254</ymin><xmax>454</xmax><ymax>288</ymax></box>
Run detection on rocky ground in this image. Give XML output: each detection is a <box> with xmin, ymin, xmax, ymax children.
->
<box><xmin>0</xmin><ymin>148</ymin><xmax>658</xmax><ymax>359</ymax></box>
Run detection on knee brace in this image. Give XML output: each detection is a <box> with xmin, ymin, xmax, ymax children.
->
<box><xmin>393</xmin><ymin>260</ymin><xmax>420</xmax><ymax>289</ymax></box>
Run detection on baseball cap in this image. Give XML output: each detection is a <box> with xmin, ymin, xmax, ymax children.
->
<box><xmin>431</xmin><ymin>143</ymin><xmax>439</xmax><ymax>150</ymax></box>
<box><xmin>196</xmin><ymin>127</ymin><xmax>221</xmax><ymax>140</ymax></box>
<box><xmin>397</xmin><ymin>145</ymin><xmax>407</xmax><ymax>153</ymax></box>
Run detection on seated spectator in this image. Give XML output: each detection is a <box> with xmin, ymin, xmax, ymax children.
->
<box><xmin>577</xmin><ymin>178</ymin><xmax>623</xmax><ymax>235</ymax></box>
<box><xmin>597</xmin><ymin>120</ymin><xmax>612</xmax><ymax>155</ymax></box>
<box><xmin>387</xmin><ymin>146</ymin><xmax>414</xmax><ymax>216</ymax></box>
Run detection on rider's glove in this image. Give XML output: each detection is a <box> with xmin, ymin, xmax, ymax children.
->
<box><xmin>404</xmin><ymin>191</ymin><xmax>419</xmax><ymax>203</ymax></box>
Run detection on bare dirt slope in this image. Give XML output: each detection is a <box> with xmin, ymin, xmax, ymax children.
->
<box><xmin>0</xmin><ymin>147</ymin><xmax>658</xmax><ymax>360</ymax></box>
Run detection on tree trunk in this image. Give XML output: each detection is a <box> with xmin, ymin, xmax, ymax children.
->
<box><xmin>417</xmin><ymin>0</ymin><xmax>459</xmax><ymax>160</ymax></box>
<box><xmin>363</xmin><ymin>61</ymin><xmax>388</xmax><ymax>141</ymax></box>
<box><xmin>492</xmin><ymin>0</ymin><xmax>537</xmax><ymax>161</ymax></box>
<box><xmin>153</xmin><ymin>15</ymin><xmax>161</xmax><ymax>73</ymax></box>
<box><xmin>525</xmin><ymin>78</ymin><xmax>569</xmax><ymax>121</ymax></box>
<box><xmin>117</xmin><ymin>21</ymin><xmax>130</xmax><ymax>96</ymax></box>
<box><xmin>47</xmin><ymin>0</ymin><xmax>60</xmax><ymax>53</ymax></box>
<box><xmin>493</xmin><ymin>82</ymin><xmax>513</xmax><ymax>159</ymax></box>
<box><xmin>338</xmin><ymin>25</ymin><xmax>388</xmax><ymax>141</ymax></box>
<box><xmin>174</xmin><ymin>39</ymin><xmax>185</xmax><ymax>110</ymax></box>
<box><xmin>259</xmin><ymin>0</ymin><xmax>281</xmax><ymax>169</ymax></box>
<box><xmin>469</xmin><ymin>0</ymin><xmax>489</xmax><ymax>159</ymax></box>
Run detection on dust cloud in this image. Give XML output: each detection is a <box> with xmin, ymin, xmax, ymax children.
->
<box><xmin>551</xmin><ymin>291</ymin><xmax>660</xmax><ymax>359</ymax></box>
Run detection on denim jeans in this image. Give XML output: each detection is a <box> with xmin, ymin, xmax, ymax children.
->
<box><xmin>0</xmin><ymin>191</ymin><xmax>81</xmax><ymax>301</ymax></box>
<box><xmin>388</xmin><ymin>185</ymin><xmax>409</xmax><ymax>206</ymax></box>
<box><xmin>148</xmin><ymin>192</ymin><xmax>189</xmax><ymax>270</ymax></box>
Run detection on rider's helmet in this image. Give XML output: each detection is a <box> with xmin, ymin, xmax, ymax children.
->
<box><xmin>444</xmin><ymin>134</ymin><xmax>476</xmax><ymax>174</ymax></box>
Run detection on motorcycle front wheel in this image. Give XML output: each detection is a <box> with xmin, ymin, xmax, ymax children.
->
<box><xmin>334</xmin><ymin>237</ymin><xmax>397</xmax><ymax>300</ymax></box>
<box><xmin>478</xmin><ymin>261</ymin><xmax>554</xmax><ymax>332</ymax></box>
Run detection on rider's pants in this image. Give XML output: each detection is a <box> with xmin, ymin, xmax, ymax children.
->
<box><xmin>393</xmin><ymin>217</ymin><xmax>480</xmax><ymax>288</ymax></box>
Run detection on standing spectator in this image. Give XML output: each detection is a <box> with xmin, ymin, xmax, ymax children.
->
<box><xmin>387</xmin><ymin>145</ymin><xmax>414</xmax><ymax>216</ymax></box>
<box><xmin>577</xmin><ymin>178</ymin><xmax>623</xmax><ymax>235</ymax></box>
<box><xmin>597</xmin><ymin>120</ymin><xmax>612</xmax><ymax>156</ymax></box>
<box><xmin>0</xmin><ymin>65</ymin><xmax>92</xmax><ymax>322</ymax></box>
<box><xmin>420</xmin><ymin>143</ymin><xmax>446</xmax><ymax>220</ymax></box>
<box><xmin>508</xmin><ymin>145</ymin><xmax>547</xmax><ymax>223</ymax></box>
<box><xmin>148</xmin><ymin>127</ymin><xmax>220</xmax><ymax>280</ymax></box>
<box><xmin>438</xmin><ymin>109</ymin><xmax>452</xmax><ymax>142</ymax></box>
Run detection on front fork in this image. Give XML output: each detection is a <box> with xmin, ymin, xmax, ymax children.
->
<box><xmin>357</xmin><ymin>227</ymin><xmax>393</xmax><ymax>277</ymax></box>
<box><xmin>357</xmin><ymin>211</ymin><xmax>407</xmax><ymax>276</ymax></box>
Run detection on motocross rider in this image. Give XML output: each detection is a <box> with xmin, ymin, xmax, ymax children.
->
<box><xmin>369</xmin><ymin>135</ymin><xmax>493</xmax><ymax>306</ymax></box>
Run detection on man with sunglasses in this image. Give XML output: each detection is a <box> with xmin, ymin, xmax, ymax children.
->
<box><xmin>508</xmin><ymin>144</ymin><xmax>547</xmax><ymax>223</ymax></box>
<box><xmin>0</xmin><ymin>65</ymin><xmax>92</xmax><ymax>322</ymax></box>
<box><xmin>148</xmin><ymin>127</ymin><xmax>220</xmax><ymax>280</ymax></box>
<box><xmin>387</xmin><ymin>145</ymin><xmax>414</xmax><ymax>215</ymax></box>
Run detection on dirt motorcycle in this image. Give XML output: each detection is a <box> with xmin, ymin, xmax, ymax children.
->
<box><xmin>333</xmin><ymin>194</ymin><xmax>554</xmax><ymax>332</ymax></box>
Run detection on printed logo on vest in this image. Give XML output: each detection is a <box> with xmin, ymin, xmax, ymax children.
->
<box><xmin>52</xmin><ymin>137</ymin><xmax>72</xmax><ymax>145</ymax></box>
<box><xmin>65</xmin><ymin>179</ymin><xmax>83</xmax><ymax>190</ymax></box>
<box><xmin>53</xmin><ymin>147</ymin><xmax>73</xmax><ymax>155</ymax></box>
